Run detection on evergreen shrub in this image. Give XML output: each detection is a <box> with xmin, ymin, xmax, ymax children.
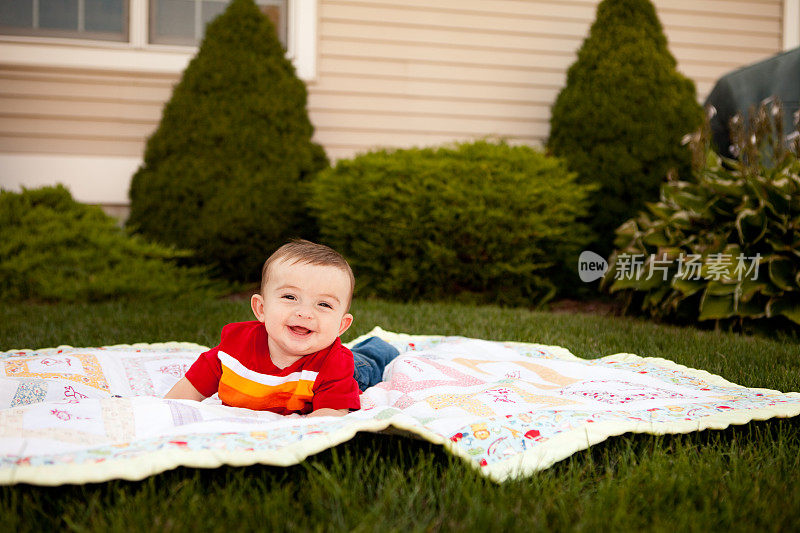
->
<box><xmin>0</xmin><ymin>186</ymin><xmax>224</xmax><ymax>302</ymax></box>
<box><xmin>603</xmin><ymin>100</ymin><xmax>800</xmax><ymax>328</ymax></box>
<box><xmin>127</xmin><ymin>0</ymin><xmax>327</xmax><ymax>282</ymax></box>
<box><xmin>548</xmin><ymin>0</ymin><xmax>703</xmax><ymax>255</ymax></box>
<box><xmin>309</xmin><ymin>141</ymin><xmax>594</xmax><ymax>306</ymax></box>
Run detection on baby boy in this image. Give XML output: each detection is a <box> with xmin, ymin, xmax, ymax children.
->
<box><xmin>165</xmin><ymin>239</ymin><xmax>398</xmax><ymax>417</ymax></box>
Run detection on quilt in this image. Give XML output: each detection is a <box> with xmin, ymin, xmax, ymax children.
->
<box><xmin>1</xmin><ymin>327</ymin><xmax>799</xmax><ymax>486</ymax></box>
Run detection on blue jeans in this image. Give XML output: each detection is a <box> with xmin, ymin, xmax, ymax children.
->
<box><xmin>351</xmin><ymin>336</ymin><xmax>400</xmax><ymax>391</ymax></box>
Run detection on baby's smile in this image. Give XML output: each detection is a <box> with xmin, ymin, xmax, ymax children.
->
<box><xmin>288</xmin><ymin>325</ymin><xmax>312</xmax><ymax>336</ymax></box>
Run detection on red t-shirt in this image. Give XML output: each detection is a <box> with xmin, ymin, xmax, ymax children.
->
<box><xmin>185</xmin><ymin>321</ymin><xmax>360</xmax><ymax>415</ymax></box>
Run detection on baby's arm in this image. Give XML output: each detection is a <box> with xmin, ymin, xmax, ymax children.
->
<box><xmin>307</xmin><ymin>408</ymin><xmax>349</xmax><ymax>418</ymax></box>
<box><xmin>164</xmin><ymin>377</ymin><xmax>206</xmax><ymax>401</ymax></box>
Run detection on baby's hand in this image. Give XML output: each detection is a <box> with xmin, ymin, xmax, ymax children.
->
<box><xmin>164</xmin><ymin>377</ymin><xmax>206</xmax><ymax>401</ymax></box>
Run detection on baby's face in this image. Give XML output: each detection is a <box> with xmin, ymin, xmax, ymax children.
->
<box><xmin>253</xmin><ymin>259</ymin><xmax>353</xmax><ymax>361</ymax></box>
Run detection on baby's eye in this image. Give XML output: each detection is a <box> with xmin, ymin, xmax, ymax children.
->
<box><xmin>318</xmin><ymin>302</ymin><xmax>333</xmax><ymax>309</ymax></box>
<box><xmin>281</xmin><ymin>294</ymin><xmax>297</xmax><ymax>301</ymax></box>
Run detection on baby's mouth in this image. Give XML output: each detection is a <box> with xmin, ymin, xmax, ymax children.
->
<box><xmin>288</xmin><ymin>325</ymin><xmax>312</xmax><ymax>336</ymax></box>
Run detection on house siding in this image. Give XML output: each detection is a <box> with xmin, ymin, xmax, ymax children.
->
<box><xmin>0</xmin><ymin>65</ymin><xmax>172</xmax><ymax>157</ymax></box>
<box><xmin>0</xmin><ymin>0</ymin><xmax>786</xmax><ymax>205</ymax></box>
<box><xmin>311</xmin><ymin>0</ymin><xmax>783</xmax><ymax>160</ymax></box>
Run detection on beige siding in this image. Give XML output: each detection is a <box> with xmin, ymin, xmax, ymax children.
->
<box><xmin>311</xmin><ymin>0</ymin><xmax>783</xmax><ymax>160</ymax></box>
<box><xmin>656</xmin><ymin>0</ymin><xmax>783</xmax><ymax>96</ymax></box>
<box><xmin>0</xmin><ymin>0</ymin><xmax>786</xmax><ymax>203</ymax></box>
<box><xmin>0</xmin><ymin>65</ymin><xmax>173</xmax><ymax>156</ymax></box>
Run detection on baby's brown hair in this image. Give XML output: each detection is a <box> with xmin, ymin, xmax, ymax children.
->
<box><xmin>260</xmin><ymin>240</ymin><xmax>355</xmax><ymax>309</ymax></box>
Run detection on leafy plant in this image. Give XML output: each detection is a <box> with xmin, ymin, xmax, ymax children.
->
<box><xmin>127</xmin><ymin>0</ymin><xmax>327</xmax><ymax>282</ymax></box>
<box><xmin>309</xmin><ymin>140</ymin><xmax>594</xmax><ymax>306</ymax></box>
<box><xmin>0</xmin><ymin>185</ymin><xmax>224</xmax><ymax>302</ymax></box>
<box><xmin>548</xmin><ymin>0</ymin><xmax>703</xmax><ymax>256</ymax></box>
<box><xmin>603</xmin><ymin>99</ymin><xmax>800</xmax><ymax>327</ymax></box>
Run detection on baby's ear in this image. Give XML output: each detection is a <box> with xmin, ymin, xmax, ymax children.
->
<box><xmin>338</xmin><ymin>313</ymin><xmax>353</xmax><ymax>336</ymax></box>
<box><xmin>251</xmin><ymin>294</ymin><xmax>266</xmax><ymax>322</ymax></box>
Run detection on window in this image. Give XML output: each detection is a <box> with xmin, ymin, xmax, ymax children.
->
<box><xmin>0</xmin><ymin>0</ymin><xmax>128</xmax><ymax>42</ymax></box>
<box><xmin>0</xmin><ymin>0</ymin><xmax>287</xmax><ymax>48</ymax></box>
<box><xmin>0</xmin><ymin>0</ymin><xmax>315</xmax><ymax>79</ymax></box>
<box><xmin>150</xmin><ymin>0</ymin><xmax>286</xmax><ymax>47</ymax></box>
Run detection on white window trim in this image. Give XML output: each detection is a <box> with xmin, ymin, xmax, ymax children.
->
<box><xmin>0</xmin><ymin>153</ymin><xmax>139</xmax><ymax>206</ymax></box>
<box><xmin>785</xmin><ymin>0</ymin><xmax>800</xmax><ymax>50</ymax></box>
<box><xmin>291</xmin><ymin>0</ymin><xmax>316</xmax><ymax>80</ymax></box>
<box><xmin>0</xmin><ymin>0</ymin><xmax>317</xmax><ymax>80</ymax></box>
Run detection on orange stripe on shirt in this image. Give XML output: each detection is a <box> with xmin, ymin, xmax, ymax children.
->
<box><xmin>219</xmin><ymin>364</ymin><xmax>315</xmax><ymax>411</ymax></box>
<box><xmin>219</xmin><ymin>382</ymin><xmax>312</xmax><ymax>411</ymax></box>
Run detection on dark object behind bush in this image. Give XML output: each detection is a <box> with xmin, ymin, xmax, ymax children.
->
<box><xmin>310</xmin><ymin>141</ymin><xmax>594</xmax><ymax>306</ymax></box>
<box><xmin>127</xmin><ymin>0</ymin><xmax>327</xmax><ymax>282</ymax></box>
<box><xmin>603</xmin><ymin>100</ymin><xmax>800</xmax><ymax>328</ymax></box>
<box><xmin>0</xmin><ymin>186</ymin><xmax>224</xmax><ymax>302</ymax></box>
<box><xmin>705</xmin><ymin>47</ymin><xmax>800</xmax><ymax>159</ymax></box>
<box><xmin>548</xmin><ymin>0</ymin><xmax>703</xmax><ymax>256</ymax></box>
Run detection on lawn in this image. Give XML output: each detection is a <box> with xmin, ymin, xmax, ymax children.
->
<box><xmin>1</xmin><ymin>297</ymin><xmax>799</xmax><ymax>532</ymax></box>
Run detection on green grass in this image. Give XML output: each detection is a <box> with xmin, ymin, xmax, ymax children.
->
<box><xmin>2</xmin><ymin>297</ymin><xmax>799</xmax><ymax>532</ymax></box>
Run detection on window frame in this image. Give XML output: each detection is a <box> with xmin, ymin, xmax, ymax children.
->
<box><xmin>0</xmin><ymin>0</ymin><xmax>317</xmax><ymax>80</ymax></box>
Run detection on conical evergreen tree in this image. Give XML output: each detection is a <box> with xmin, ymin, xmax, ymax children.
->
<box><xmin>548</xmin><ymin>0</ymin><xmax>703</xmax><ymax>256</ymax></box>
<box><xmin>128</xmin><ymin>0</ymin><xmax>327</xmax><ymax>281</ymax></box>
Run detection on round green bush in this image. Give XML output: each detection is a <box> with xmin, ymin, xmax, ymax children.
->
<box><xmin>0</xmin><ymin>185</ymin><xmax>224</xmax><ymax>302</ymax></box>
<box><xmin>127</xmin><ymin>0</ymin><xmax>327</xmax><ymax>282</ymax></box>
<box><xmin>548</xmin><ymin>0</ymin><xmax>703</xmax><ymax>256</ymax></box>
<box><xmin>309</xmin><ymin>141</ymin><xmax>594</xmax><ymax>306</ymax></box>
